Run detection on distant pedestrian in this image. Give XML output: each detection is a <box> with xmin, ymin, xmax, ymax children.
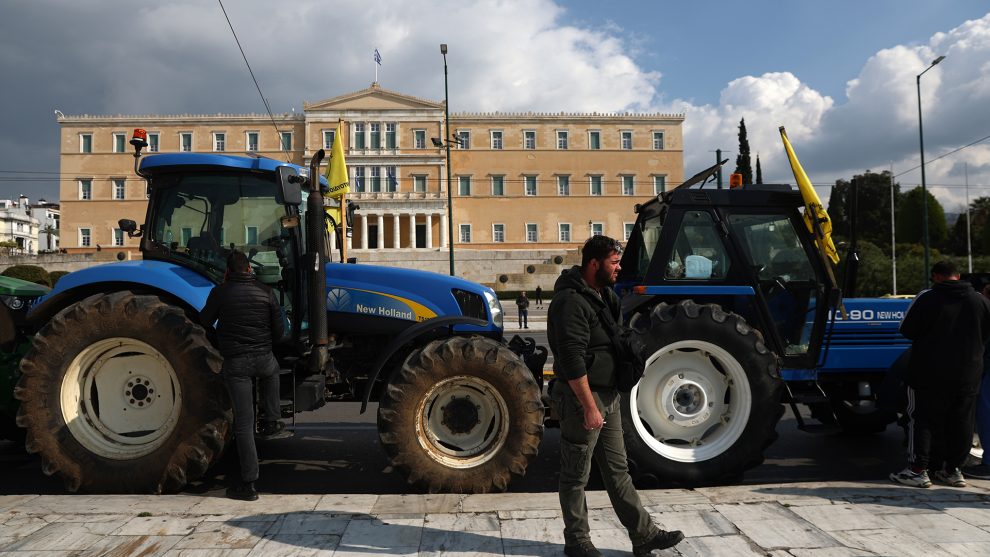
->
<box><xmin>890</xmin><ymin>261</ymin><xmax>990</xmax><ymax>489</ymax></box>
<box><xmin>201</xmin><ymin>250</ymin><xmax>289</xmax><ymax>501</ymax></box>
<box><xmin>535</xmin><ymin>285</ymin><xmax>544</xmax><ymax>308</ymax></box>
<box><xmin>516</xmin><ymin>291</ymin><xmax>530</xmax><ymax>328</ymax></box>
<box><xmin>963</xmin><ymin>284</ymin><xmax>990</xmax><ymax>480</ymax></box>
<box><xmin>548</xmin><ymin>235</ymin><xmax>683</xmax><ymax>557</ymax></box>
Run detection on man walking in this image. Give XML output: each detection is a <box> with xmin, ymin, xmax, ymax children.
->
<box><xmin>516</xmin><ymin>291</ymin><xmax>530</xmax><ymax>329</ymax></box>
<box><xmin>201</xmin><ymin>250</ymin><xmax>289</xmax><ymax>501</ymax></box>
<box><xmin>548</xmin><ymin>235</ymin><xmax>683</xmax><ymax>557</ymax></box>
<box><xmin>535</xmin><ymin>285</ymin><xmax>544</xmax><ymax>308</ymax></box>
<box><xmin>890</xmin><ymin>260</ymin><xmax>990</xmax><ymax>488</ymax></box>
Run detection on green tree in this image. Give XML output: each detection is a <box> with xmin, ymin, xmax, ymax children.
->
<box><xmin>734</xmin><ymin>118</ymin><xmax>753</xmax><ymax>184</ymax></box>
<box><xmin>826</xmin><ymin>170</ymin><xmax>899</xmax><ymax>251</ymax></box>
<box><xmin>896</xmin><ymin>186</ymin><xmax>947</xmax><ymax>247</ymax></box>
<box><xmin>836</xmin><ymin>240</ymin><xmax>892</xmax><ymax>296</ymax></box>
<box><xmin>947</xmin><ymin>196</ymin><xmax>990</xmax><ymax>256</ymax></box>
<box><xmin>755</xmin><ymin>155</ymin><xmax>763</xmax><ymax>184</ymax></box>
<box><xmin>0</xmin><ymin>240</ymin><xmax>17</xmax><ymax>255</ymax></box>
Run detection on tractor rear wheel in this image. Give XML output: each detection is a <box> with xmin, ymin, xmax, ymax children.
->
<box><xmin>15</xmin><ymin>292</ymin><xmax>231</xmax><ymax>493</ymax></box>
<box><xmin>623</xmin><ymin>300</ymin><xmax>783</xmax><ymax>486</ymax></box>
<box><xmin>377</xmin><ymin>336</ymin><xmax>544</xmax><ymax>493</ymax></box>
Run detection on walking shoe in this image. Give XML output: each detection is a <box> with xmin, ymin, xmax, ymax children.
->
<box><xmin>257</xmin><ymin>420</ymin><xmax>292</xmax><ymax>440</ymax></box>
<box><xmin>563</xmin><ymin>541</ymin><xmax>603</xmax><ymax>557</ymax></box>
<box><xmin>889</xmin><ymin>467</ymin><xmax>932</xmax><ymax>488</ymax></box>
<box><xmin>961</xmin><ymin>463</ymin><xmax>990</xmax><ymax>480</ymax></box>
<box><xmin>226</xmin><ymin>482</ymin><xmax>259</xmax><ymax>501</ymax></box>
<box><xmin>933</xmin><ymin>468</ymin><xmax>967</xmax><ymax>487</ymax></box>
<box><xmin>633</xmin><ymin>530</ymin><xmax>685</xmax><ymax>556</ymax></box>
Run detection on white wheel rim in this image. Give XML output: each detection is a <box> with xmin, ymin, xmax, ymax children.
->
<box><xmin>416</xmin><ymin>375</ymin><xmax>510</xmax><ymax>468</ymax></box>
<box><xmin>60</xmin><ymin>337</ymin><xmax>181</xmax><ymax>460</ymax></box>
<box><xmin>629</xmin><ymin>340</ymin><xmax>752</xmax><ymax>463</ymax></box>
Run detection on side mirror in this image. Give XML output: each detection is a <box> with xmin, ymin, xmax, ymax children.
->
<box><xmin>276</xmin><ymin>166</ymin><xmax>303</xmax><ymax>206</ymax></box>
<box><xmin>119</xmin><ymin>219</ymin><xmax>141</xmax><ymax>238</ymax></box>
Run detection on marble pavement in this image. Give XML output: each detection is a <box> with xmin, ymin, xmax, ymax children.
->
<box><xmin>2</xmin><ymin>479</ymin><xmax>990</xmax><ymax>556</ymax></box>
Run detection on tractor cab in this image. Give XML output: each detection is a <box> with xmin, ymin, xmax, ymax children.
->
<box><xmin>619</xmin><ymin>183</ymin><xmax>837</xmax><ymax>370</ymax></box>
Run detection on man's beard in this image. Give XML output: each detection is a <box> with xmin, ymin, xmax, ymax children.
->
<box><xmin>595</xmin><ymin>264</ymin><xmax>615</xmax><ymax>286</ymax></box>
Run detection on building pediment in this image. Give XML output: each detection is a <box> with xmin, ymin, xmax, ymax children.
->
<box><xmin>305</xmin><ymin>83</ymin><xmax>443</xmax><ymax>112</ymax></box>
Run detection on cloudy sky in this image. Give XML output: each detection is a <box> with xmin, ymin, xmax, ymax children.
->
<box><xmin>2</xmin><ymin>0</ymin><xmax>989</xmax><ymax>211</ymax></box>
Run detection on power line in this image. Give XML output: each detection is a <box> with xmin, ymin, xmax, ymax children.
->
<box><xmin>893</xmin><ymin>133</ymin><xmax>990</xmax><ymax>178</ymax></box>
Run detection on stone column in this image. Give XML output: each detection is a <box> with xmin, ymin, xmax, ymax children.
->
<box><xmin>376</xmin><ymin>213</ymin><xmax>385</xmax><ymax>250</ymax></box>
<box><xmin>440</xmin><ymin>212</ymin><xmax>448</xmax><ymax>248</ymax></box>
<box><xmin>425</xmin><ymin>213</ymin><xmax>433</xmax><ymax>249</ymax></box>
<box><xmin>360</xmin><ymin>213</ymin><xmax>368</xmax><ymax>250</ymax></box>
<box><xmin>392</xmin><ymin>213</ymin><xmax>400</xmax><ymax>249</ymax></box>
<box><xmin>408</xmin><ymin>212</ymin><xmax>417</xmax><ymax>248</ymax></box>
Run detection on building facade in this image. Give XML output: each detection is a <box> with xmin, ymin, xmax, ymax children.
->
<box><xmin>0</xmin><ymin>196</ymin><xmax>42</xmax><ymax>255</ymax></box>
<box><xmin>57</xmin><ymin>84</ymin><xmax>684</xmax><ymax>255</ymax></box>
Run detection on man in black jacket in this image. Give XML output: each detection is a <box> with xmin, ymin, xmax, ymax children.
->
<box><xmin>890</xmin><ymin>260</ymin><xmax>990</xmax><ymax>489</ymax></box>
<box><xmin>548</xmin><ymin>235</ymin><xmax>683</xmax><ymax>557</ymax></box>
<box><xmin>201</xmin><ymin>250</ymin><xmax>288</xmax><ymax>501</ymax></box>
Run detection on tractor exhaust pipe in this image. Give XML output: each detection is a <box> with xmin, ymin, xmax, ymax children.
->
<box><xmin>307</xmin><ymin>149</ymin><xmax>329</xmax><ymax>374</ymax></box>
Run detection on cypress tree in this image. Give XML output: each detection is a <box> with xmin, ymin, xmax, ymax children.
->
<box><xmin>734</xmin><ymin>118</ymin><xmax>753</xmax><ymax>184</ymax></box>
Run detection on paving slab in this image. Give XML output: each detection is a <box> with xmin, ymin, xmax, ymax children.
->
<box><xmin>313</xmin><ymin>494</ymin><xmax>379</xmax><ymax>514</ymax></box>
<box><xmin>245</xmin><ymin>534</ymin><xmax>340</xmax><ymax>556</ymax></box>
<box><xmin>174</xmin><ymin>520</ymin><xmax>273</xmax><ymax>550</ymax></box>
<box><xmin>877</xmin><ymin>512</ymin><xmax>990</xmax><ymax>543</ymax></box>
<box><xmin>163</xmin><ymin>549</ymin><xmax>252</xmax><ymax>557</ymax></box>
<box><xmin>76</xmin><ymin>534</ymin><xmax>183</xmax><ymax>556</ymax></box>
<box><xmin>114</xmin><ymin>515</ymin><xmax>206</xmax><ymax>536</ymax></box>
<box><xmin>424</xmin><ymin>512</ymin><xmax>500</xmax><ymax>532</ymax></box>
<box><xmin>930</xmin><ymin>501</ymin><xmax>990</xmax><ymax>527</ymax></box>
<box><xmin>420</xmin><ymin>528</ymin><xmax>503</xmax><ymax>555</ymax></box>
<box><xmin>338</xmin><ymin>516</ymin><xmax>423</xmax><ymax>550</ymax></box>
<box><xmin>3</xmin><ymin>521</ymin><xmax>118</xmax><ymax>551</ymax></box>
<box><xmin>933</xmin><ymin>542</ymin><xmax>990</xmax><ymax>557</ymax></box>
<box><xmin>372</xmin><ymin>494</ymin><xmax>463</xmax><ymax>515</ymax></box>
<box><xmin>715</xmin><ymin>503</ymin><xmax>840</xmax><ymax>549</ymax></box>
<box><xmin>0</xmin><ymin>495</ymin><xmax>38</xmax><ymax>513</ymax></box>
<box><xmin>675</xmin><ymin>534</ymin><xmax>766</xmax><ymax>556</ymax></box>
<box><xmin>462</xmin><ymin>492</ymin><xmax>558</xmax><ymax>512</ymax></box>
<box><xmin>499</xmin><ymin>517</ymin><xmax>562</xmax><ymax>547</ymax></box>
<box><xmin>789</xmin><ymin>503</ymin><xmax>893</xmax><ymax>531</ymax></box>
<box><xmin>788</xmin><ymin>548</ymin><xmax>870</xmax><ymax>557</ymax></box>
<box><xmin>649</xmin><ymin>509</ymin><xmax>737</xmax><ymax>537</ymax></box>
<box><xmin>189</xmin><ymin>494</ymin><xmax>321</xmax><ymax>517</ymax></box>
<box><xmin>271</xmin><ymin>512</ymin><xmax>350</xmax><ymax>536</ymax></box>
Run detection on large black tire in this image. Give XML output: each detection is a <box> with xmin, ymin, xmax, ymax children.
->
<box><xmin>14</xmin><ymin>292</ymin><xmax>232</xmax><ymax>493</ymax></box>
<box><xmin>622</xmin><ymin>300</ymin><xmax>784</xmax><ymax>486</ymax></box>
<box><xmin>378</xmin><ymin>336</ymin><xmax>544</xmax><ymax>493</ymax></box>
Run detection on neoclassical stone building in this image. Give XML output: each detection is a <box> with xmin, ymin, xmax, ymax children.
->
<box><xmin>57</xmin><ymin>84</ymin><xmax>684</xmax><ymax>256</ymax></box>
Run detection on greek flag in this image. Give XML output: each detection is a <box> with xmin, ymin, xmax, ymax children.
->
<box><xmin>374</xmin><ymin>49</ymin><xmax>382</xmax><ymax>66</ymax></box>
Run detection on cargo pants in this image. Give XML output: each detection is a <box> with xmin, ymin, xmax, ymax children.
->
<box><xmin>554</xmin><ymin>385</ymin><xmax>658</xmax><ymax>547</ymax></box>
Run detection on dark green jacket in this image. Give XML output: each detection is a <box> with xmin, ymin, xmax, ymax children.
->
<box><xmin>547</xmin><ymin>266</ymin><xmax>621</xmax><ymax>389</ymax></box>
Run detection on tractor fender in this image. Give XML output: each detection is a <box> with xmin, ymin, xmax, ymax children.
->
<box><xmin>27</xmin><ymin>261</ymin><xmax>215</xmax><ymax>329</ymax></box>
<box><xmin>359</xmin><ymin>315</ymin><xmax>488</xmax><ymax>413</ymax></box>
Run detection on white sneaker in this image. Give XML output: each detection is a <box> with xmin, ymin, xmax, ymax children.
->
<box><xmin>933</xmin><ymin>468</ymin><xmax>967</xmax><ymax>487</ymax></box>
<box><xmin>890</xmin><ymin>467</ymin><xmax>932</xmax><ymax>488</ymax></box>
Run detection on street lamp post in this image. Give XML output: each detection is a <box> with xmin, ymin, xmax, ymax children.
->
<box><xmin>441</xmin><ymin>43</ymin><xmax>454</xmax><ymax>276</ymax></box>
<box><xmin>916</xmin><ymin>54</ymin><xmax>945</xmax><ymax>288</ymax></box>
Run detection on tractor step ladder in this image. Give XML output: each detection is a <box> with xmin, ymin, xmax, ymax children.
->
<box><xmin>784</xmin><ymin>382</ymin><xmax>841</xmax><ymax>434</ymax></box>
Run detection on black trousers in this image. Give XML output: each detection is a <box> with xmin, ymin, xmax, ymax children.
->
<box><xmin>907</xmin><ymin>386</ymin><xmax>978</xmax><ymax>471</ymax></box>
<box><xmin>222</xmin><ymin>352</ymin><xmax>280</xmax><ymax>483</ymax></box>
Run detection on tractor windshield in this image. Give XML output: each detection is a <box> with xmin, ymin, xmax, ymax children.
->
<box><xmin>147</xmin><ymin>171</ymin><xmax>296</xmax><ymax>287</ymax></box>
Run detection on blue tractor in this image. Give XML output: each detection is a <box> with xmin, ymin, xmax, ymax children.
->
<box><xmin>7</xmin><ymin>134</ymin><xmax>544</xmax><ymax>494</ymax></box>
<box><xmin>611</xmin><ymin>163</ymin><xmax>912</xmax><ymax>485</ymax></box>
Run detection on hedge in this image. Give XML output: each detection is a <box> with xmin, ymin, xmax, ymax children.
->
<box><xmin>1</xmin><ymin>265</ymin><xmax>51</xmax><ymax>287</ymax></box>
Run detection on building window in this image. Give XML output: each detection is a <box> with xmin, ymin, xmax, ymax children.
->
<box><xmin>624</xmin><ymin>223</ymin><xmax>634</xmax><ymax>241</ymax></box>
<box><xmin>113</xmin><ymin>228</ymin><xmax>124</xmax><ymax>247</ymax></box>
<box><xmin>245</xmin><ymin>226</ymin><xmax>259</xmax><ymax>245</ymax></box>
<box><xmin>353</xmin><ymin>123</ymin><xmax>366</xmax><ymax>149</ymax></box>
<box><xmin>370</xmin><ymin>123</ymin><xmax>381</xmax><ymax>148</ymax></box>
<box><xmin>413</xmin><ymin>175</ymin><xmax>427</xmax><ymax>192</ymax></box>
<box><xmin>458</xmin><ymin>176</ymin><xmax>471</xmax><ymax>196</ymax></box>
<box><xmin>456</xmin><ymin>130</ymin><xmax>471</xmax><ymax>149</ymax></box>
<box><xmin>354</xmin><ymin>167</ymin><xmax>365</xmax><ymax>192</ymax></box>
<box><xmin>80</xmin><ymin>134</ymin><xmax>92</xmax><ymax>153</ymax></box>
<box><xmin>459</xmin><ymin>224</ymin><xmax>472</xmax><ymax>243</ymax></box>
<box><xmin>385</xmin><ymin>166</ymin><xmax>397</xmax><ymax>192</ymax></box>
<box><xmin>414</xmin><ymin>129</ymin><xmax>426</xmax><ymax>149</ymax></box>
<box><xmin>323</xmin><ymin>129</ymin><xmax>336</xmax><ymax>149</ymax></box>
<box><xmin>526</xmin><ymin>223</ymin><xmax>538</xmax><ymax>243</ymax></box>
<box><xmin>590</xmin><ymin>175</ymin><xmax>603</xmax><ymax>196</ymax></box>
<box><xmin>524</xmin><ymin>130</ymin><xmax>536</xmax><ymax>150</ymax></box>
<box><xmin>491</xmin><ymin>130</ymin><xmax>503</xmax><ymax>150</ymax></box>
<box><xmin>557</xmin><ymin>175</ymin><xmax>570</xmax><ymax>196</ymax></box>
<box><xmin>622</xmin><ymin>175</ymin><xmax>635</xmax><ymax>196</ymax></box>
<box><xmin>180</xmin><ymin>133</ymin><xmax>192</xmax><ymax>152</ymax></box>
<box><xmin>280</xmin><ymin>132</ymin><xmax>292</xmax><ymax>152</ymax></box>
<box><xmin>559</xmin><ymin>223</ymin><xmax>571</xmax><ymax>242</ymax></box>
<box><xmin>181</xmin><ymin>227</ymin><xmax>193</xmax><ymax>246</ymax></box>
<box><xmin>653</xmin><ymin>175</ymin><xmax>667</xmax><ymax>195</ymax></box>
<box><xmin>79</xmin><ymin>179</ymin><xmax>92</xmax><ymax>200</ymax></box>
<box><xmin>491</xmin><ymin>175</ymin><xmax>504</xmax><ymax>196</ymax></box>
<box><xmin>213</xmin><ymin>132</ymin><xmax>225</xmax><ymax>152</ymax></box>
<box><xmin>621</xmin><ymin>131</ymin><xmax>633</xmax><ymax>150</ymax></box>
<box><xmin>246</xmin><ymin>132</ymin><xmax>259</xmax><ymax>152</ymax></box>
<box><xmin>80</xmin><ymin>228</ymin><xmax>91</xmax><ymax>247</ymax></box>
<box><xmin>557</xmin><ymin>130</ymin><xmax>568</xmax><ymax>150</ymax></box>
<box><xmin>371</xmin><ymin>167</ymin><xmax>382</xmax><ymax>192</ymax></box>
<box><xmin>113</xmin><ymin>133</ymin><xmax>126</xmax><ymax>153</ymax></box>
<box><xmin>588</xmin><ymin>130</ymin><xmax>601</xmax><ymax>150</ymax></box>
<box><xmin>385</xmin><ymin>123</ymin><xmax>396</xmax><ymax>149</ymax></box>
<box><xmin>524</xmin><ymin>175</ymin><xmax>537</xmax><ymax>196</ymax></box>
<box><xmin>653</xmin><ymin>131</ymin><xmax>665</xmax><ymax>150</ymax></box>
<box><xmin>16</xmin><ymin>223</ymin><xmax>23</xmax><ymax>232</ymax></box>
<box><xmin>113</xmin><ymin>179</ymin><xmax>126</xmax><ymax>200</ymax></box>
<box><xmin>493</xmin><ymin>223</ymin><xmax>505</xmax><ymax>243</ymax></box>
<box><xmin>591</xmin><ymin>223</ymin><xmax>604</xmax><ymax>236</ymax></box>
<box><xmin>148</xmin><ymin>133</ymin><xmax>159</xmax><ymax>152</ymax></box>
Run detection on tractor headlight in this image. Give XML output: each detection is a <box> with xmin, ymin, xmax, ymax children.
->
<box><xmin>484</xmin><ymin>291</ymin><xmax>503</xmax><ymax>329</ymax></box>
<box><xmin>1</xmin><ymin>295</ymin><xmax>25</xmax><ymax>311</ymax></box>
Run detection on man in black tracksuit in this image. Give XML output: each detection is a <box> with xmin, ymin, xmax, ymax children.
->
<box><xmin>548</xmin><ymin>235</ymin><xmax>683</xmax><ymax>557</ymax></box>
<box><xmin>890</xmin><ymin>260</ymin><xmax>990</xmax><ymax>488</ymax></box>
<box><xmin>201</xmin><ymin>250</ymin><xmax>287</xmax><ymax>501</ymax></box>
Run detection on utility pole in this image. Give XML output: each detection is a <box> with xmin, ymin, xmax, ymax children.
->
<box><xmin>710</xmin><ymin>149</ymin><xmax>731</xmax><ymax>189</ymax></box>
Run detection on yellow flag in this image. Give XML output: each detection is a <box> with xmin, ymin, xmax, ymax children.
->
<box><xmin>325</xmin><ymin>122</ymin><xmax>349</xmax><ymax>198</ymax></box>
<box><xmin>779</xmin><ymin>126</ymin><xmax>839</xmax><ymax>264</ymax></box>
